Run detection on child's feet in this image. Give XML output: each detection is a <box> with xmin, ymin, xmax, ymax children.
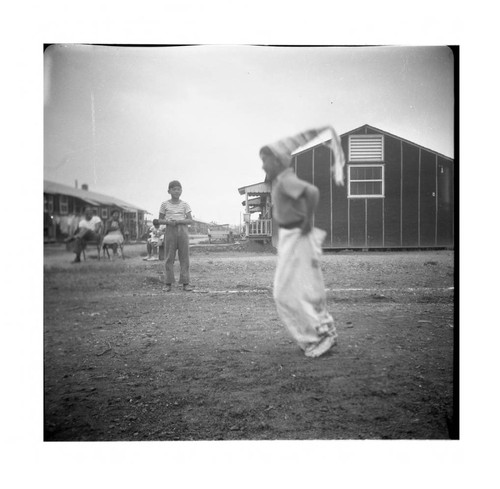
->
<box><xmin>304</xmin><ymin>334</ymin><xmax>337</xmax><ymax>358</ymax></box>
<box><xmin>143</xmin><ymin>256</ymin><xmax>150</xmax><ymax>261</ymax></box>
<box><xmin>182</xmin><ymin>284</ymin><xmax>194</xmax><ymax>292</ymax></box>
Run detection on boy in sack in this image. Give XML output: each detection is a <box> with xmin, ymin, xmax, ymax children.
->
<box><xmin>260</xmin><ymin>126</ymin><xmax>345</xmax><ymax>358</ymax></box>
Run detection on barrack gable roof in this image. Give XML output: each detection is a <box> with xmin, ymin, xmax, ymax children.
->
<box><xmin>238</xmin><ymin>182</ymin><xmax>271</xmax><ymax>196</ymax></box>
<box><xmin>292</xmin><ymin>124</ymin><xmax>454</xmax><ymax>162</ymax></box>
<box><xmin>44</xmin><ymin>180</ymin><xmax>148</xmax><ymax>213</ymax></box>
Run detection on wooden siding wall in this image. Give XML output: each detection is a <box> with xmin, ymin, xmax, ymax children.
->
<box><xmin>292</xmin><ymin>128</ymin><xmax>454</xmax><ymax>248</ymax></box>
<box><xmin>401</xmin><ymin>142</ymin><xmax>419</xmax><ymax>246</ymax></box>
<box><xmin>332</xmin><ymin>137</ymin><xmax>349</xmax><ymax>247</ymax></box>
<box><xmin>437</xmin><ymin>156</ymin><xmax>454</xmax><ymax>245</ymax></box>
<box><xmin>384</xmin><ymin>134</ymin><xmax>402</xmax><ymax>246</ymax></box>
<box><xmin>420</xmin><ymin>149</ymin><xmax>437</xmax><ymax>246</ymax></box>
<box><xmin>51</xmin><ymin>194</ymin><xmax>85</xmax><ymax>215</ymax></box>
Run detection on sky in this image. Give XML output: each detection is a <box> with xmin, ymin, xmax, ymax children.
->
<box><xmin>44</xmin><ymin>44</ymin><xmax>454</xmax><ymax>225</ymax></box>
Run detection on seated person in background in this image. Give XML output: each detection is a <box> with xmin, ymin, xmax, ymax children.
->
<box><xmin>66</xmin><ymin>207</ymin><xmax>103</xmax><ymax>263</ymax></box>
<box><xmin>102</xmin><ymin>209</ymin><xmax>125</xmax><ymax>258</ymax></box>
<box><xmin>143</xmin><ymin>219</ymin><xmax>165</xmax><ymax>261</ymax></box>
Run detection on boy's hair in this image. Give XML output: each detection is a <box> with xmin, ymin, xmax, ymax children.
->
<box><xmin>259</xmin><ymin>146</ymin><xmax>288</xmax><ymax>172</ymax></box>
<box><xmin>168</xmin><ymin>180</ymin><xmax>182</xmax><ymax>190</ymax></box>
<box><xmin>152</xmin><ymin>219</ymin><xmax>159</xmax><ymax>226</ymax></box>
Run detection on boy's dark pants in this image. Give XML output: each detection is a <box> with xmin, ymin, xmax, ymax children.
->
<box><xmin>164</xmin><ymin>224</ymin><xmax>190</xmax><ymax>285</ymax></box>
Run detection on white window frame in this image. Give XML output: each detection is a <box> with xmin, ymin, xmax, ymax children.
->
<box><xmin>348</xmin><ymin>164</ymin><xmax>385</xmax><ymax>199</ymax></box>
<box><xmin>348</xmin><ymin>134</ymin><xmax>384</xmax><ymax>162</ymax></box>
<box><xmin>59</xmin><ymin>195</ymin><xmax>69</xmax><ymax>214</ymax></box>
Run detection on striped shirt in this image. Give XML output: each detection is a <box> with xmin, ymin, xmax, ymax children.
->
<box><xmin>159</xmin><ymin>200</ymin><xmax>192</xmax><ymax>221</ymax></box>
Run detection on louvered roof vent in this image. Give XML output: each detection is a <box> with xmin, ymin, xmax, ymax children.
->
<box><xmin>348</xmin><ymin>134</ymin><xmax>384</xmax><ymax>161</ymax></box>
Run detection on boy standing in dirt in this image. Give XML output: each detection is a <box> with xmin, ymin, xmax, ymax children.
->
<box><xmin>260</xmin><ymin>126</ymin><xmax>345</xmax><ymax>358</ymax></box>
<box><xmin>158</xmin><ymin>180</ymin><xmax>194</xmax><ymax>292</ymax></box>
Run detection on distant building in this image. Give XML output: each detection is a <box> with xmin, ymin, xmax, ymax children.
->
<box><xmin>237</xmin><ymin>182</ymin><xmax>272</xmax><ymax>242</ymax></box>
<box><xmin>44</xmin><ymin>180</ymin><xmax>149</xmax><ymax>242</ymax></box>
<box><xmin>190</xmin><ymin>219</ymin><xmax>211</xmax><ymax>235</ymax></box>
<box><xmin>238</xmin><ymin>124</ymin><xmax>454</xmax><ymax>249</ymax></box>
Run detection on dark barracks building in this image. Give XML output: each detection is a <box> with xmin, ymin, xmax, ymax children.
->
<box><xmin>239</xmin><ymin>124</ymin><xmax>454</xmax><ymax>249</ymax></box>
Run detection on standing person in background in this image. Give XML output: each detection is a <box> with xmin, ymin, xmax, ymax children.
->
<box><xmin>158</xmin><ymin>180</ymin><xmax>194</xmax><ymax>292</ymax></box>
<box><xmin>259</xmin><ymin>126</ymin><xmax>345</xmax><ymax>358</ymax></box>
<box><xmin>65</xmin><ymin>206</ymin><xmax>103</xmax><ymax>263</ymax></box>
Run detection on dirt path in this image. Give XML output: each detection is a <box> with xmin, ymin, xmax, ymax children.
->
<box><xmin>44</xmin><ymin>244</ymin><xmax>455</xmax><ymax>440</ymax></box>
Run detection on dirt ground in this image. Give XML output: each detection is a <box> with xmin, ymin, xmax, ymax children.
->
<box><xmin>43</xmin><ymin>241</ymin><xmax>455</xmax><ymax>441</ymax></box>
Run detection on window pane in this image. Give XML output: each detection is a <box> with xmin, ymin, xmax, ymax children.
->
<box><xmin>349</xmin><ymin>165</ymin><xmax>383</xmax><ymax>196</ymax></box>
<box><xmin>351</xmin><ymin>182</ymin><xmax>366</xmax><ymax>195</ymax></box>
<box><xmin>350</xmin><ymin>180</ymin><xmax>383</xmax><ymax>196</ymax></box>
<box><xmin>351</xmin><ymin>166</ymin><xmax>383</xmax><ymax>181</ymax></box>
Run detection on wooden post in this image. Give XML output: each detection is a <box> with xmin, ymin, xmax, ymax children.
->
<box><xmin>136</xmin><ymin>210</ymin><xmax>139</xmax><ymax>241</ymax></box>
<box><xmin>245</xmin><ymin>193</ymin><xmax>250</xmax><ymax>237</ymax></box>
